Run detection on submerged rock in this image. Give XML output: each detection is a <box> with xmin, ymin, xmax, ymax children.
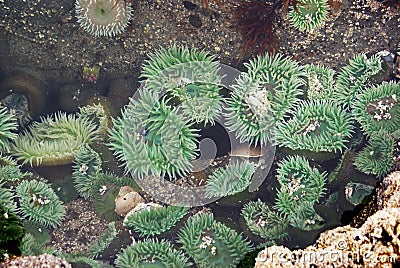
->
<box><xmin>345</xmin><ymin>181</ymin><xmax>375</xmax><ymax>206</ymax></box>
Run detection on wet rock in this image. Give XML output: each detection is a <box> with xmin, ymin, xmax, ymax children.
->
<box><xmin>345</xmin><ymin>181</ymin><xmax>375</xmax><ymax>206</ymax></box>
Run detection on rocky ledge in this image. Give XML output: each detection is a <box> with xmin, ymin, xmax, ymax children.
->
<box><xmin>254</xmin><ymin>171</ymin><xmax>400</xmax><ymax>268</ymax></box>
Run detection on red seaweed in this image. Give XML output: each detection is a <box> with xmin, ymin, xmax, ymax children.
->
<box><xmin>232</xmin><ymin>1</ymin><xmax>279</xmax><ymax>60</ymax></box>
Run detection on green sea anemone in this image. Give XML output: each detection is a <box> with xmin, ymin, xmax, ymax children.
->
<box><xmin>241</xmin><ymin>200</ymin><xmax>288</xmax><ymax>240</ymax></box>
<box><xmin>75</xmin><ymin>0</ymin><xmax>133</xmax><ymax>37</ymax></box>
<box><xmin>115</xmin><ymin>239</ymin><xmax>191</xmax><ymax>268</ymax></box>
<box><xmin>12</xmin><ymin>112</ymin><xmax>98</xmax><ymax>166</ymax></box>
<box><xmin>19</xmin><ymin>233</ymin><xmax>56</xmax><ymax>257</ymax></box>
<box><xmin>239</xmin><ymin>53</ymin><xmax>304</xmax><ymax>122</ymax></box>
<box><xmin>108</xmin><ymin>89</ymin><xmax>199</xmax><ymax>180</ymax></box>
<box><xmin>224</xmin><ymin>73</ymin><xmax>276</xmax><ymax>145</ymax></box>
<box><xmin>289</xmin><ymin>0</ymin><xmax>329</xmax><ymax>32</ymax></box>
<box><xmin>23</xmin><ymin>220</ymin><xmax>51</xmax><ymax>245</ymax></box>
<box><xmin>141</xmin><ymin>45</ymin><xmax>224</xmax><ymax>125</ymax></box>
<box><xmin>275</xmin><ymin>156</ymin><xmax>326</xmax><ymax>208</ymax></box>
<box><xmin>123</xmin><ymin>205</ymin><xmax>187</xmax><ymax>237</ymax></box>
<box><xmin>274</xmin><ymin>156</ymin><xmax>326</xmax><ymax>218</ymax></box>
<box><xmin>92</xmin><ymin>182</ymin><xmax>120</xmax><ymax>221</ymax></box>
<box><xmin>333</xmin><ymin>53</ymin><xmax>382</xmax><ymax>107</ymax></box>
<box><xmin>86</xmin><ymin>221</ymin><xmax>118</xmax><ymax>258</ymax></box>
<box><xmin>16</xmin><ymin>179</ymin><xmax>65</xmax><ymax>228</ymax></box>
<box><xmin>78</xmin><ymin>103</ymin><xmax>110</xmax><ymax>137</ymax></box>
<box><xmin>0</xmin><ymin>181</ymin><xmax>17</xmax><ymax>213</ymax></box>
<box><xmin>178</xmin><ymin>212</ymin><xmax>252</xmax><ymax>268</ymax></box>
<box><xmin>287</xmin><ymin>201</ymin><xmax>325</xmax><ymax>231</ymax></box>
<box><xmin>0</xmin><ymin>161</ymin><xmax>30</xmax><ymax>185</ymax></box>
<box><xmin>51</xmin><ymin>176</ymin><xmax>79</xmax><ymax>203</ymax></box>
<box><xmin>0</xmin><ymin>205</ymin><xmax>24</xmax><ymax>260</ymax></box>
<box><xmin>0</xmin><ymin>106</ymin><xmax>17</xmax><ymax>152</ymax></box>
<box><xmin>276</xmin><ymin>100</ymin><xmax>354</xmax><ymax>160</ymax></box>
<box><xmin>205</xmin><ymin>161</ymin><xmax>257</xmax><ymax>199</ymax></box>
<box><xmin>352</xmin><ymin>81</ymin><xmax>400</xmax><ymax>137</ymax></box>
<box><xmin>303</xmin><ymin>64</ymin><xmax>335</xmax><ymax>100</ymax></box>
<box><xmin>72</xmin><ymin>145</ymin><xmax>102</xmax><ymax>199</ymax></box>
<box><xmin>353</xmin><ymin>133</ymin><xmax>395</xmax><ymax>177</ymax></box>
<box><xmin>1</xmin><ymin>93</ymin><xmax>31</xmax><ymax>127</ymax></box>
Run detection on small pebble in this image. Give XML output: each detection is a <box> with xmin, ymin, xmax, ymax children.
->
<box><xmin>183</xmin><ymin>0</ymin><xmax>198</xmax><ymax>11</ymax></box>
<box><xmin>189</xmin><ymin>14</ymin><xmax>202</xmax><ymax>28</ymax></box>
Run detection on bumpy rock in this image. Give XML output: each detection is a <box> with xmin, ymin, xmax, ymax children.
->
<box><xmin>0</xmin><ymin>253</ymin><xmax>71</xmax><ymax>268</ymax></box>
<box><xmin>255</xmin><ymin>171</ymin><xmax>400</xmax><ymax>268</ymax></box>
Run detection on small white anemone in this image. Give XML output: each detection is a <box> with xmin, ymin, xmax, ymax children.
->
<box><xmin>75</xmin><ymin>0</ymin><xmax>132</xmax><ymax>37</ymax></box>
